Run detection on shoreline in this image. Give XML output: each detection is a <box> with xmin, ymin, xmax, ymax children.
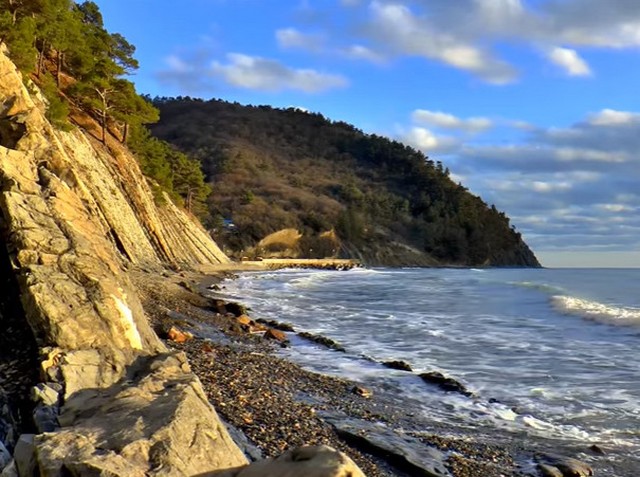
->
<box><xmin>131</xmin><ymin>265</ymin><xmax>600</xmax><ymax>477</ymax></box>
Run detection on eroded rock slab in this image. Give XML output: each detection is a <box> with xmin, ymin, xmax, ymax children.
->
<box><xmin>321</xmin><ymin>412</ymin><xmax>451</xmax><ymax>477</ymax></box>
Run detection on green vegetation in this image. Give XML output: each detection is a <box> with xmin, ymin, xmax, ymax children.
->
<box><xmin>0</xmin><ymin>0</ymin><xmax>210</xmax><ymax>218</ymax></box>
<box><xmin>151</xmin><ymin>99</ymin><xmax>540</xmax><ymax>267</ymax></box>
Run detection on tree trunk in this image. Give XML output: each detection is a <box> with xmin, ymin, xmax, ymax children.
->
<box><xmin>101</xmin><ymin>111</ymin><xmax>106</xmax><ymax>143</ymax></box>
<box><xmin>56</xmin><ymin>51</ymin><xmax>63</xmax><ymax>87</ymax></box>
<box><xmin>186</xmin><ymin>188</ymin><xmax>193</xmax><ymax>213</ymax></box>
<box><xmin>121</xmin><ymin>122</ymin><xmax>129</xmax><ymax>143</ymax></box>
<box><xmin>37</xmin><ymin>41</ymin><xmax>46</xmax><ymax>77</ymax></box>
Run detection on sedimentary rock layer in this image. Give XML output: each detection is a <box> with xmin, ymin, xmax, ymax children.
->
<box><xmin>0</xmin><ymin>44</ymin><xmax>246</xmax><ymax>475</ymax></box>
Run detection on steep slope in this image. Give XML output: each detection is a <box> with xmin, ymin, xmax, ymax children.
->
<box><xmin>0</xmin><ymin>45</ymin><xmax>247</xmax><ymax>475</ymax></box>
<box><xmin>152</xmin><ymin>98</ymin><xmax>540</xmax><ymax>268</ymax></box>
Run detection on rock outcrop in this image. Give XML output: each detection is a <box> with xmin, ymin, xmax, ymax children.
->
<box><xmin>0</xmin><ymin>45</ymin><xmax>244</xmax><ymax>476</ymax></box>
<box><xmin>0</xmin><ymin>44</ymin><xmax>366</xmax><ymax>476</ymax></box>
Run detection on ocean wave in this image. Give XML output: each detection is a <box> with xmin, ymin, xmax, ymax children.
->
<box><xmin>510</xmin><ymin>281</ymin><xmax>565</xmax><ymax>295</ymax></box>
<box><xmin>551</xmin><ymin>295</ymin><xmax>640</xmax><ymax>326</ymax></box>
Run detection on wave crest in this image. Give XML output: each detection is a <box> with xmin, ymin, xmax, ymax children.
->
<box><xmin>551</xmin><ymin>295</ymin><xmax>640</xmax><ymax>326</ymax></box>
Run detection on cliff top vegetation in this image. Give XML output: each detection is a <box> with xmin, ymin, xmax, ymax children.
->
<box><xmin>152</xmin><ymin>98</ymin><xmax>540</xmax><ymax>267</ymax></box>
<box><xmin>0</xmin><ymin>0</ymin><xmax>210</xmax><ymax>217</ymax></box>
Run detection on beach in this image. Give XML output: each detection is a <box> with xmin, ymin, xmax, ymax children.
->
<box><xmin>131</xmin><ymin>265</ymin><xmax>603</xmax><ymax>477</ymax></box>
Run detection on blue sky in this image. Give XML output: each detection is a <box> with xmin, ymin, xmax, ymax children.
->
<box><xmin>94</xmin><ymin>0</ymin><xmax>640</xmax><ymax>267</ymax></box>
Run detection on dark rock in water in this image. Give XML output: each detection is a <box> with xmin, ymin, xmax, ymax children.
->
<box><xmin>419</xmin><ymin>371</ymin><xmax>473</xmax><ymax>397</ymax></box>
<box><xmin>351</xmin><ymin>385</ymin><xmax>373</xmax><ymax>399</ymax></box>
<box><xmin>297</xmin><ymin>332</ymin><xmax>346</xmax><ymax>352</ymax></box>
<box><xmin>588</xmin><ymin>444</ymin><xmax>605</xmax><ymax>455</ymax></box>
<box><xmin>225</xmin><ymin>301</ymin><xmax>247</xmax><ymax>317</ymax></box>
<box><xmin>264</xmin><ymin>328</ymin><xmax>288</xmax><ymax>343</ymax></box>
<box><xmin>535</xmin><ymin>453</ymin><xmax>593</xmax><ymax>477</ymax></box>
<box><xmin>208</xmin><ymin>299</ymin><xmax>246</xmax><ymax>317</ymax></box>
<box><xmin>383</xmin><ymin>360</ymin><xmax>413</xmax><ymax>372</ymax></box>
<box><xmin>256</xmin><ymin>318</ymin><xmax>295</xmax><ymax>332</ymax></box>
<box><xmin>321</xmin><ymin>411</ymin><xmax>451</xmax><ymax>476</ymax></box>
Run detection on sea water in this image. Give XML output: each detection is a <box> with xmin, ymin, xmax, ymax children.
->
<box><xmin>218</xmin><ymin>267</ymin><xmax>640</xmax><ymax>474</ymax></box>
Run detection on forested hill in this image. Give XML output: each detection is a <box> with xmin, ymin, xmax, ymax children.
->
<box><xmin>151</xmin><ymin>98</ymin><xmax>540</xmax><ymax>267</ymax></box>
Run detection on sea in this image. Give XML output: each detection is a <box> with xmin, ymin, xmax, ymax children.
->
<box><xmin>216</xmin><ymin>267</ymin><xmax>640</xmax><ymax>475</ymax></box>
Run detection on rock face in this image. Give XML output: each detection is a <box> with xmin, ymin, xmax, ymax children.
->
<box><xmin>0</xmin><ymin>45</ymin><xmax>366</xmax><ymax>477</ymax></box>
<box><xmin>0</xmin><ymin>45</ymin><xmax>246</xmax><ymax>475</ymax></box>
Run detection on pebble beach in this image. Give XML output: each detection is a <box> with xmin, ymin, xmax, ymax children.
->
<box><xmin>132</xmin><ymin>267</ymin><xmax>551</xmax><ymax>477</ymax></box>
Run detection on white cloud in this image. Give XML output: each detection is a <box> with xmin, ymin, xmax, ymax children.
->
<box><xmin>554</xmin><ymin>147</ymin><xmax>627</xmax><ymax>163</ymax></box>
<box><xmin>276</xmin><ymin>28</ymin><xmax>324</xmax><ymax>51</ymax></box>
<box><xmin>547</xmin><ymin>47</ymin><xmax>591</xmax><ymax>76</ymax></box>
<box><xmin>596</xmin><ymin>204</ymin><xmax>635</xmax><ymax>213</ymax></box>
<box><xmin>210</xmin><ymin>53</ymin><xmax>348</xmax><ymax>92</ymax></box>
<box><xmin>366</xmin><ymin>1</ymin><xmax>517</xmax><ymax>84</ymax></box>
<box><xmin>341</xmin><ymin>44</ymin><xmax>386</xmax><ymax>63</ymax></box>
<box><xmin>164</xmin><ymin>55</ymin><xmax>191</xmax><ymax>73</ymax></box>
<box><xmin>401</xmin><ymin>127</ymin><xmax>458</xmax><ymax>153</ymax></box>
<box><xmin>588</xmin><ymin>109</ymin><xmax>640</xmax><ymax>126</ymax></box>
<box><xmin>424</xmin><ymin>107</ymin><xmax>640</xmax><ymax>253</ymax></box>
<box><xmin>531</xmin><ymin>180</ymin><xmax>572</xmax><ymax>193</ymax></box>
<box><xmin>412</xmin><ymin>109</ymin><xmax>493</xmax><ymax>133</ymax></box>
<box><xmin>316</xmin><ymin>0</ymin><xmax>640</xmax><ymax>81</ymax></box>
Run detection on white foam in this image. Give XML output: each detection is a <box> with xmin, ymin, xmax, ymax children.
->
<box><xmin>551</xmin><ymin>295</ymin><xmax>640</xmax><ymax>326</ymax></box>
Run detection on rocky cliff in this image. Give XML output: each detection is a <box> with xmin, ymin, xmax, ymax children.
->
<box><xmin>0</xmin><ymin>46</ymin><xmax>366</xmax><ymax>477</ymax></box>
<box><xmin>0</xmin><ymin>42</ymin><xmax>250</xmax><ymax>475</ymax></box>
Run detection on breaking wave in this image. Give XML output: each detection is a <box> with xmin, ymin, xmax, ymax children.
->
<box><xmin>551</xmin><ymin>295</ymin><xmax>640</xmax><ymax>326</ymax></box>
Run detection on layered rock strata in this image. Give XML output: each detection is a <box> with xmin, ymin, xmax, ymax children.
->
<box><xmin>0</xmin><ymin>44</ymin><xmax>365</xmax><ymax>476</ymax></box>
<box><xmin>0</xmin><ymin>43</ymin><xmax>249</xmax><ymax>475</ymax></box>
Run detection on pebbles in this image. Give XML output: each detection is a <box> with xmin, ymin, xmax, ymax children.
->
<box><xmin>132</xmin><ymin>267</ymin><xmax>600</xmax><ymax>477</ymax></box>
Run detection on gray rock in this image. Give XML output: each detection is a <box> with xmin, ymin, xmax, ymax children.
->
<box><xmin>33</xmin><ymin>404</ymin><xmax>58</xmax><ymax>433</ymax></box>
<box><xmin>321</xmin><ymin>412</ymin><xmax>451</xmax><ymax>477</ymax></box>
<box><xmin>0</xmin><ymin>460</ymin><xmax>18</xmax><ymax>477</ymax></box>
<box><xmin>0</xmin><ymin>441</ymin><xmax>11</xmax><ymax>470</ymax></box>
<box><xmin>13</xmin><ymin>435</ymin><xmax>36</xmax><ymax>477</ymax></box>
<box><xmin>536</xmin><ymin>453</ymin><xmax>593</xmax><ymax>477</ymax></box>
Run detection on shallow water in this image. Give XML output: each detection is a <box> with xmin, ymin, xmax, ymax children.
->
<box><xmin>217</xmin><ymin>267</ymin><xmax>640</xmax><ymax>474</ymax></box>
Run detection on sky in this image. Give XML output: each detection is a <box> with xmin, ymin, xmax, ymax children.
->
<box><xmin>93</xmin><ymin>0</ymin><xmax>640</xmax><ymax>267</ymax></box>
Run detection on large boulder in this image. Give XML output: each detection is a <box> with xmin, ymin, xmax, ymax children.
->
<box><xmin>202</xmin><ymin>445</ymin><xmax>365</xmax><ymax>477</ymax></box>
<box><xmin>35</xmin><ymin>352</ymin><xmax>247</xmax><ymax>476</ymax></box>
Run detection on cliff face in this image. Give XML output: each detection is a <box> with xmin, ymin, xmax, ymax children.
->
<box><xmin>0</xmin><ymin>45</ymin><xmax>248</xmax><ymax>475</ymax></box>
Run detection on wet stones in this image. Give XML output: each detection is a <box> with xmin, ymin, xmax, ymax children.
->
<box><xmin>264</xmin><ymin>328</ymin><xmax>288</xmax><ymax>343</ymax></box>
<box><xmin>208</xmin><ymin>298</ymin><xmax>247</xmax><ymax>317</ymax></box>
<box><xmin>419</xmin><ymin>371</ymin><xmax>473</xmax><ymax>397</ymax></box>
<box><xmin>351</xmin><ymin>386</ymin><xmax>373</xmax><ymax>399</ymax></box>
<box><xmin>382</xmin><ymin>360</ymin><xmax>413</xmax><ymax>372</ymax></box>
<box><xmin>535</xmin><ymin>454</ymin><xmax>593</xmax><ymax>477</ymax></box>
<box><xmin>255</xmin><ymin>319</ymin><xmax>295</xmax><ymax>332</ymax></box>
<box><xmin>297</xmin><ymin>332</ymin><xmax>346</xmax><ymax>352</ymax></box>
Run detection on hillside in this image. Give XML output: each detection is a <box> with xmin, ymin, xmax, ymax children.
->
<box><xmin>151</xmin><ymin>98</ymin><xmax>540</xmax><ymax>267</ymax></box>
